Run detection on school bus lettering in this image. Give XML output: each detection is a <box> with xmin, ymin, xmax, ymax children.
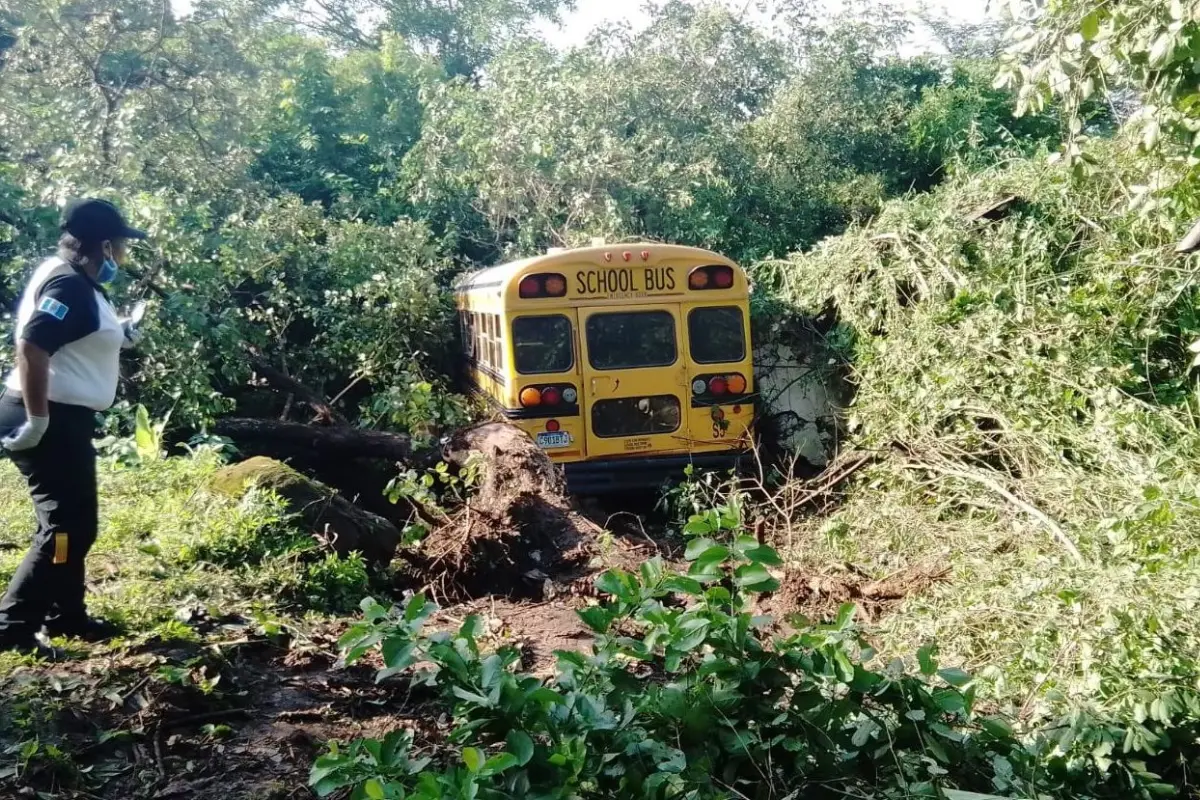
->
<box><xmin>575</xmin><ymin>267</ymin><xmax>676</xmax><ymax>298</ymax></box>
<box><xmin>645</xmin><ymin>267</ymin><xmax>676</xmax><ymax>292</ymax></box>
<box><xmin>623</xmin><ymin>437</ymin><xmax>653</xmax><ymax>452</ymax></box>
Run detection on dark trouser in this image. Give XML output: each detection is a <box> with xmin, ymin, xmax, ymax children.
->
<box><xmin>0</xmin><ymin>392</ymin><xmax>98</xmax><ymax>643</ymax></box>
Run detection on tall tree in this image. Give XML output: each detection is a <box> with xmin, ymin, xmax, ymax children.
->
<box><xmin>0</xmin><ymin>0</ymin><xmax>279</xmax><ymax>201</ymax></box>
<box><xmin>286</xmin><ymin>0</ymin><xmax>575</xmax><ymax>77</ymax></box>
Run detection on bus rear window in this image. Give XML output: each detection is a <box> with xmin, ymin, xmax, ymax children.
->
<box><xmin>513</xmin><ymin>315</ymin><xmax>573</xmax><ymax>374</ymax></box>
<box><xmin>592</xmin><ymin>395</ymin><xmax>681</xmax><ymax>438</ymax></box>
<box><xmin>688</xmin><ymin>307</ymin><xmax>745</xmax><ymax>364</ymax></box>
<box><xmin>586</xmin><ymin>311</ymin><xmax>676</xmax><ymax>370</ymax></box>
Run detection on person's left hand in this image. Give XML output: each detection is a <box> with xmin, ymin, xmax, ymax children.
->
<box><xmin>119</xmin><ymin>317</ymin><xmax>142</xmax><ymax>349</ymax></box>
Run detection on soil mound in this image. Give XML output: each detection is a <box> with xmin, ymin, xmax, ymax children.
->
<box><xmin>401</xmin><ymin>423</ymin><xmax>601</xmax><ymax>602</ymax></box>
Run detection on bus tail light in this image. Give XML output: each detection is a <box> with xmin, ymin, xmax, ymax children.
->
<box><xmin>520</xmin><ymin>384</ymin><xmax>578</xmax><ymax>410</ymax></box>
<box><xmin>688</xmin><ymin>265</ymin><xmax>734</xmax><ymax>290</ymax></box>
<box><xmin>695</xmin><ymin>373</ymin><xmax>748</xmax><ymax>400</ymax></box>
<box><xmin>518</xmin><ymin>273</ymin><xmax>568</xmax><ymax>299</ymax></box>
<box><xmin>546</xmin><ymin>419</ymin><xmax>561</xmax><ymax>432</ymax></box>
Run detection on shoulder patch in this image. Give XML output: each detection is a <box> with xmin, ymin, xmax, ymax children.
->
<box><xmin>37</xmin><ymin>296</ymin><xmax>69</xmax><ymax>320</ymax></box>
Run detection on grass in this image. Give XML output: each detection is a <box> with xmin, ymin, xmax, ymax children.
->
<box><xmin>0</xmin><ymin>447</ymin><xmax>373</xmax><ymax>676</ymax></box>
<box><xmin>750</xmin><ymin>141</ymin><xmax>1200</xmax><ymax>749</ymax></box>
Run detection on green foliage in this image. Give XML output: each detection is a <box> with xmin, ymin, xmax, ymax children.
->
<box><xmin>322</xmin><ymin>510</ymin><xmax>1044</xmax><ymax>800</ymax></box>
<box><xmin>997</xmin><ymin>0</ymin><xmax>1191</xmax><ymax>187</ymax></box>
<box><xmin>297</xmin><ymin>0</ymin><xmax>575</xmax><ymax>77</ymax></box>
<box><xmin>907</xmin><ymin>59</ymin><xmax>1064</xmax><ymax>170</ymax></box>
<box><xmin>0</xmin><ymin>451</ymin><xmax>359</xmax><ymax>630</ymax></box>
<box><xmin>301</xmin><ymin>552</ymin><xmax>373</xmax><ymax>614</ymax></box>
<box><xmin>758</xmin><ymin>140</ymin><xmax>1200</xmax><ymax>794</ymax></box>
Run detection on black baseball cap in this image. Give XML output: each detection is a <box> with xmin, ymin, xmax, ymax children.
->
<box><xmin>61</xmin><ymin>198</ymin><xmax>147</xmax><ymax>242</ymax></box>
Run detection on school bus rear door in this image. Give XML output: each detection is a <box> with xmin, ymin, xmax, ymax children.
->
<box><xmin>577</xmin><ymin>303</ymin><xmax>691</xmax><ymax>459</ymax></box>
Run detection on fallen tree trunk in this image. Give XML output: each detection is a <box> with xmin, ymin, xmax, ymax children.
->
<box><xmin>210</xmin><ymin>456</ymin><xmax>400</xmax><ymax>564</ymax></box>
<box><xmin>213</xmin><ymin>418</ymin><xmax>420</xmax><ymax>462</ymax></box>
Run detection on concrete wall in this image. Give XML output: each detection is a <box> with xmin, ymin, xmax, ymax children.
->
<box><xmin>753</xmin><ymin>339</ymin><xmax>842</xmax><ymax>468</ymax></box>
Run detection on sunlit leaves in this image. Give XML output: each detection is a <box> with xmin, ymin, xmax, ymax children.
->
<box><xmin>999</xmin><ymin>0</ymin><xmax>1200</xmax><ymax>186</ymax></box>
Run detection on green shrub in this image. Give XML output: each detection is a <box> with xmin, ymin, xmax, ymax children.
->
<box><xmin>0</xmin><ymin>450</ymin><xmax>354</xmax><ymax>635</ymax></box>
<box><xmin>750</xmin><ymin>143</ymin><xmax>1200</xmax><ymax>787</ymax></box>
<box><xmin>317</xmin><ymin>504</ymin><xmax>1040</xmax><ymax>800</ymax></box>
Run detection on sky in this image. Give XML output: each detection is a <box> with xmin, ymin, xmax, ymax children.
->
<box><xmin>169</xmin><ymin>0</ymin><xmax>997</xmax><ymax>51</ymax></box>
<box><xmin>536</xmin><ymin>1</ymin><xmax>995</xmax><ymax>50</ymax></box>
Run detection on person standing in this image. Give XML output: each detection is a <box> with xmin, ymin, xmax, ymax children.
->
<box><xmin>0</xmin><ymin>199</ymin><xmax>146</xmax><ymax>656</ymax></box>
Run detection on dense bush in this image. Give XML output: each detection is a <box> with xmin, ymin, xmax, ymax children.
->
<box><xmin>749</xmin><ymin>141</ymin><xmax>1200</xmax><ymax>791</ymax></box>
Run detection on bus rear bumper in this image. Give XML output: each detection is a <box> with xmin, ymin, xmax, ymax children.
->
<box><xmin>563</xmin><ymin>451</ymin><xmax>748</xmax><ymax>495</ymax></box>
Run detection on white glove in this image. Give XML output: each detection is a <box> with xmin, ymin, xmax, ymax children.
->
<box><xmin>2</xmin><ymin>415</ymin><xmax>49</xmax><ymax>451</ymax></box>
<box><xmin>120</xmin><ymin>318</ymin><xmax>142</xmax><ymax>349</ymax></box>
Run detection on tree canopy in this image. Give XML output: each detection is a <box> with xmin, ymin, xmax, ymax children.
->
<box><xmin>0</xmin><ymin>0</ymin><xmax>1060</xmax><ymax>430</ymax></box>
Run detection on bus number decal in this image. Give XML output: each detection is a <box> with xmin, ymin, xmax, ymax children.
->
<box><xmin>623</xmin><ymin>437</ymin><xmax>653</xmax><ymax>452</ymax></box>
<box><xmin>575</xmin><ymin>267</ymin><xmax>675</xmax><ymax>298</ymax></box>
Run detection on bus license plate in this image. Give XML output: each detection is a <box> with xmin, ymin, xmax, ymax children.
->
<box><xmin>536</xmin><ymin>431</ymin><xmax>571</xmax><ymax>449</ymax></box>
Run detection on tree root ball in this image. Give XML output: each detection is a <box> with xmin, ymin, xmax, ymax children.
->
<box><xmin>401</xmin><ymin>423</ymin><xmax>598</xmax><ymax>602</ymax></box>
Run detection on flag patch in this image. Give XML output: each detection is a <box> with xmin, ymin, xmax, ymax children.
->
<box><xmin>37</xmin><ymin>297</ymin><xmax>69</xmax><ymax>320</ymax></box>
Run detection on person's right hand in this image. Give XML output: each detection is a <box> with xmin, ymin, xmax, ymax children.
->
<box><xmin>2</xmin><ymin>415</ymin><xmax>49</xmax><ymax>451</ymax></box>
<box><xmin>120</xmin><ymin>318</ymin><xmax>142</xmax><ymax>349</ymax></box>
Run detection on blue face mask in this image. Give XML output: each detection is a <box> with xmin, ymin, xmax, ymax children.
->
<box><xmin>97</xmin><ymin>257</ymin><xmax>118</xmax><ymax>284</ymax></box>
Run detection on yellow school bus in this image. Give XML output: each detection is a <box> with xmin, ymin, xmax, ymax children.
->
<box><xmin>453</xmin><ymin>242</ymin><xmax>754</xmax><ymax>493</ymax></box>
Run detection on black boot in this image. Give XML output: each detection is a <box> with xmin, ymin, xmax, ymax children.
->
<box><xmin>43</xmin><ymin>616</ymin><xmax>122</xmax><ymax>642</ymax></box>
<box><xmin>0</xmin><ymin>632</ymin><xmax>64</xmax><ymax>660</ymax></box>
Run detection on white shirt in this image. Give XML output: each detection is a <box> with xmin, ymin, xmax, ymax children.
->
<box><xmin>5</xmin><ymin>257</ymin><xmax>124</xmax><ymax>411</ymax></box>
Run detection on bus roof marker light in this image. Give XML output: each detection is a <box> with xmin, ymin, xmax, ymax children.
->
<box><xmin>622</xmin><ymin>251</ymin><xmax>632</xmax><ymax>262</ymax></box>
<box><xmin>641</xmin><ymin>250</ymin><xmax>650</xmax><ymax>261</ymax></box>
<box><xmin>604</xmin><ymin>252</ymin><xmax>612</xmax><ymax>262</ymax></box>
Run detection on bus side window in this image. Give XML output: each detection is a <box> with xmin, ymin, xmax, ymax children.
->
<box><xmin>473</xmin><ymin>312</ymin><xmax>483</xmax><ymax>365</ymax></box>
<box><xmin>491</xmin><ymin>314</ymin><xmax>501</xmax><ymax>368</ymax></box>
<box><xmin>461</xmin><ymin>311</ymin><xmax>474</xmax><ymax>358</ymax></box>
<box><xmin>494</xmin><ymin>314</ymin><xmax>504</xmax><ymax>370</ymax></box>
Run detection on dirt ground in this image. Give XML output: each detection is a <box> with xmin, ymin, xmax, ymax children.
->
<box><xmin>0</xmin><ymin>597</ymin><xmax>598</xmax><ymax>800</ymax></box>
